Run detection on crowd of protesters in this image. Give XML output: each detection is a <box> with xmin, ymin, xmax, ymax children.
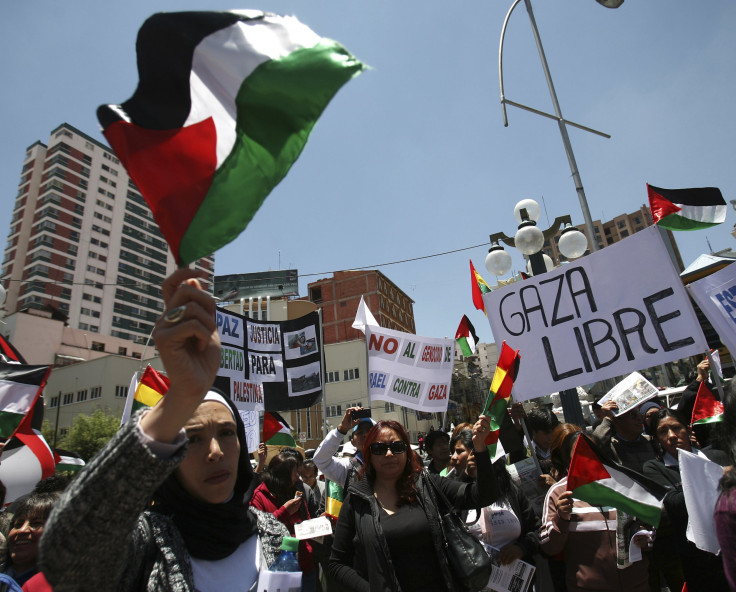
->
<box><xmin>0</xmin><ymin>270</ymin><xmax>733</xmax><ymax>592</ymax></box>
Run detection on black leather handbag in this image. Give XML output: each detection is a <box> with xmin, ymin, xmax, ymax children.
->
<box><xmin>423</xmin><ymin>471</ymin><xmax>493</xmax><ymax>591</ymax></box>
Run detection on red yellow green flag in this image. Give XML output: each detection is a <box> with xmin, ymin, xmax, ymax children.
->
<box><xmin>470</xmin><ymin>260</ymin><xmax>491</xmax><ymax>315</ymax></box>
<box><xmin>325</xmin><ymin>479</ymin><xmax>345</xmax><ymax>519</ymax></box>
<box><xmin>132</xmin><ymin>365</ymin><xmax>170</xmax><ymax>414</ymax></box>
<box><xmin>482</xmin><ymin>342</ymin><xmax>520</xmax><ymax>458</ymax></box>
<box><xmin>691</xmin><ymin>381</ymin><xmax>724</xmax><ymax>425</ymax></box>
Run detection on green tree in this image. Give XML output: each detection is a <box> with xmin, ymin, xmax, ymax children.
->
<box><xmin>62</xmin><ymin>409</ymin><xmax>120</xmax><ymax>461</ymax></box>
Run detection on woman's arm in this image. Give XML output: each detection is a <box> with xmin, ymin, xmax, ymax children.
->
<box><xmin>539</xmin><ymin>483</ymin><xmax>571</xmax><ymax>556</ymax></box>
<box><xmin>328</xmin><ymin>494</ymin><xmax>369</xmax><ymax>592</ymax></box>
<box><xmin>40</xmin><ymin>416</ymin><xmax>186</xmax><ymax>591</ymax></box>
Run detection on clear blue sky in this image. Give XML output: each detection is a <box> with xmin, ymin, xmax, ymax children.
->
<box><xmin>2</xmin><ymin>1</ymin><xmax>735</xmax><ymax>343</ymax></box>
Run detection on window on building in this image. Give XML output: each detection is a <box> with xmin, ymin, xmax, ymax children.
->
<box><xmin>384</xmin><ymin>402</ymin><xmax>396</xmax><ymax>413</ymax></box>
<box><xmin>118</xmin><ymin>346</ymin><xmax>127</xmax><ymax>356</ymax></box>
<box><xmin>620</xmin><ymin>230</ymin><xmax>629</xmax><ymax>238</ymax></box>
<box><xmin>326</xmin><ymin>371</ymin><xmax>340</xmax><ymax>383</ymax></box>
<box><xmin>76</xmin><ymin>390</ymin><xmax>87</xmax><ymax>402</ymax></box>
<box><xmin>90</xmin><ymin>386</ymin><xmax>102</xmax><ymax>399</ymax></box>
<box><xmin>343</xmin><ymin>368</ymin><xmax>360</xmax><ymax>381</ymax></box>
<box><xmin>115</xmin><ymin>385</ymin><xmax>128</xmax><ymax>398</ymax></box>
<box><xmin>91</xmin><ymin>341</ymin><xmax>105</xmax><ymax>352</ymax></box>
<box><xmin>62</xmin><ymin>392</ymin><xmax>73</xmax><ymax>405</ymax></box>
<box><xmin>49</xmin><ymin>396</ymin><xmax>59</xmax><ymax>408</ymax></box>
<box><xmin>309</xmin><ymin>287</ymin><xmax>322</xmax><ymax>303</ymax></box>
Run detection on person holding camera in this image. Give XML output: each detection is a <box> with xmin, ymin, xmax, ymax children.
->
<box><xmin>313</xmin><ymin>407</ymin><xmax>375</xmax><ymax>491</ymax></box>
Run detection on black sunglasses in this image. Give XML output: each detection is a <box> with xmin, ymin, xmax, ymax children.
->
<box><xmin>370</xmin><ymin>441</ymin><xmax>407</xmax><ymax>456</ymax></box>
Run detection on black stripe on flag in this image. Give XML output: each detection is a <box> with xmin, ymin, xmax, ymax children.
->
<box><xmin>647</xmin><ymin>185</ymin><xmax>725</xmax><ymax>208</ymax></box>
<box><xmin>0</xmin><ymin>363</ymin><xmax>50</xmax><ymax>387</ymax></box>
<box><xmin>98</xmin><ymin>11</ymin><xmax>263</xmax><ymax>130</ymax></box>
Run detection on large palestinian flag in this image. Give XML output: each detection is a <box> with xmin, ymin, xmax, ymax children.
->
<box><xmin>647</xmin><ymin>184</ymin><xmax>726</xmax><ymax>231</ymax></box>
<box><xmin>568</xmin><ymin>434</ymin><xmax>667</xmax><ymax>527</ymax></box>
<box><xmin>98</xmin><ymin>11</ymin><xmax>365</xmax><ymax>265</ymax></box>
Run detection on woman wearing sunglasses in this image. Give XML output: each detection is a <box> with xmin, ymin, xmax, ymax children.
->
<box><xmin>328</xmin><ymin>416</ymin><xmax>496</xmax><ymax>592</ymax></box>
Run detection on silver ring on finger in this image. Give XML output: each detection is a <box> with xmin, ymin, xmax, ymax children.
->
<box><xmin>164</xmin><ymin>305</ymin><xmax>187</xmax><ymax>324</ymax></box>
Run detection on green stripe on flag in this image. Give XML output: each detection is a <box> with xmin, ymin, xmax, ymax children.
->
<box><xmin>0</xmin><ymin>410</ymin><xmax>25</xmax><ymax>439</ymax></box>
<box><xmin>693</xmin><ymin>414</ymin><xmax>724</xmax><ymax>426</ymax></box>
<box><xmin>180</xmin><ymin>40</ymin><xmax>364</xmax><ymax>263</ymax></box>
<box><xmin>575</xmin><ymin>480</ymin><xmax>661</xmax><ymax>527</ymax></box>
<box><xmin>658</xmin><ymin>214</ymin><xmax>722</xmax><ymax>231</ymax></box>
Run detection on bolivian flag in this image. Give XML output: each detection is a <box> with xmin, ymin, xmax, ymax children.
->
<box><xmin>470</xmin><ymin>260</ymin><xmax>491</xmax><ymax>315</ymax></box>
<box><xmin>691</xmin><ymin>381</ymin><xmax>724</xmax><ymax>426</ymax></box>
<box><xmin>98</xmin><ymin>10</ymin><xmax>365</xmax><ymax>265</ymax></box>
<box><xmin>121</xmin><ymin>365</ymin><xmax>170</xmax><ymax>424</ymax></box>
<box><xmin>325</xmin><ymin>479</ymin><xmax>345</xmax><ymax>519</ymax></box>
<box><xmin>482</xmin><ymin>342</ymin><xmax>520</xmax><ymax>458</ymax></box>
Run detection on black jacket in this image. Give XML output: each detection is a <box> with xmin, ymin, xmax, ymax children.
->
<box><xmin>328</xmin><ymin>449</ymin><xmax>497</xmax><ymax>592</ymax></box>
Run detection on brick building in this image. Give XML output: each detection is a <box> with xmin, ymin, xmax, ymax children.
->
<box><xmin>307</xmin><ymin>270</ymin><xmax>415</xmax><ymax>344</ymax></box>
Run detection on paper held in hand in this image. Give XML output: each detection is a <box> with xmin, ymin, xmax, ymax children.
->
<box><xmin>597</xmin><ymin>372</ymin><xmax>659</xmax><ymax>416</ymax></box>
<box><xmin>294</xmin><ymin>516</ymin><xmax>333</xmax><ymax>542</ymax></box>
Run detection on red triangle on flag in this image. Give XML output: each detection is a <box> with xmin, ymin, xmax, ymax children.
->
<box><xmin>567</xmin><ymin>434</ymin><xmax>611</xmax><ymax>490</ymax></box>
<box><xmin>262</xmin><ymin>411</ymin><xmax>290</xmax><ymax>443</ymax></box>
<box><xmin>647</xmin><ymin>184</ymin><xmax>682</xmax><ymax>223</ymax></box>
<box><xmin>691</xmin><ymin>381</ymin><xmax>724</xmax><ymax>424</ymax></box>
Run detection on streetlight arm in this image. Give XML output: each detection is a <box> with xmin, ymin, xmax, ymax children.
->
<box><xmin>499</xmin><ymin>0</ymin><xmax>524</xmax><ymax>127</ymax></box>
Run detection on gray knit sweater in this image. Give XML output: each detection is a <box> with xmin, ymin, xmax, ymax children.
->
<box><xmin>39</xmin><ymin>415</ymin><xmax>288</xmax><ymax>591</ymax></box>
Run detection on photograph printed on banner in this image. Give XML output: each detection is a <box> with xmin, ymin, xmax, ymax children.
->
<box><xmin>287</xmin><ymin>361</ymin><xmax>322</xmax><ymax>396</ymax></box>
<box><xmin>597</xmin><ymin>372</ymin><xmax>659</xmax><ymax>416</ymax></box>
<box><xmin>284</xmin><ymin>325</ymin><xmax>319</xmax><ymax>361</ymax></box>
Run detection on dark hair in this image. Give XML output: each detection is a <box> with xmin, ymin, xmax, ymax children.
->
<box><xmin>550</xmin><ymin>423</ymin><xmax>583</xmax><ymax>476</ymax></box>
<box><xmin>424</xmin><ymin>429</ymin><xmax>450</xmax><ymax>451</ymax></box>
<box><xmin>302</xmin><ymin>459</ymin><xmax>317</xmax><ymax>475</ymax></box>
<box><xmin>719</xmin><ymin>380</ymin><xmax>736</xmax><ymax>492</ymax></box>
<box><xmin>10</xmin><ymin>492</ymin><xmax>60</xmax><ymax>531</ymax></box>
<box><xmin>262</xmin><ymin>452</ymin><xmax>300</xmax><ymax>506</ymax></box>
<box><xmin>449</xmin><ymin>430</ymin><xmax>474</xmax><ymax>479</ymax></box>
<box><xmin>34</xmin><ymin>474</ymin><xmax>72</xmax><ymax>495</ymax></box>
<box><xmin>648</xmin><ymin>408</ymin><xmax>689</xmax><ymax>458</ymax></box>
<box><xmin>452</xmin><ymin>423</ymin><xmax>473</xmax><ymax>439</ymax></box>
<box><xmin>492</xmin><ymin>458</ymin><xmax>514</xmax><ymax>505</ymax></box>
<box><xmin>527</xmin><ymin>409</ymin><xmax>560</xmax><ymax>434</ymax></box>
<box><xmin>280</xmin><ymin>447</ymin><xmax>304</xmax><ymax>466</ymax></box>
<box><xmin>359</xmin><ymin>420</ymin><xmax>422</xmax><ymax>506</ymax></box>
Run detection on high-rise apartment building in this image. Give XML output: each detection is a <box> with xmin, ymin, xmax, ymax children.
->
<box><xmin>2</xmin><ymin>123</ymin><xmax>214</xmax><ymax>344</ymax></box>
<box><xmin>541</xmin><ymin>205</ymin><xmax>684</xmax><ymax>271</ymax></box>
<box><xmin>307</xmin><ymin>270</ymin><xmax>415</xmax><ymax>344</ymax></box>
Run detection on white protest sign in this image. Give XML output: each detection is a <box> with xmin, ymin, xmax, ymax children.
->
<box><xmin>366</xmin><ymin>325</ymin><xmax>454</xmax><ymax>412</ymax></box>
<box><xmin>294</xmin><ymin>516</ymin><xmax>333</xmax><ymax>540</ymax></box>
<box><xmin>483</xmin><ymin>227</ymin><xmax>707</xmax><ymax>401</ymax></box>
<box><xmin>687</xmin><ymin>262</ymin><xmax>736</xmax><ymax>357</ymax></box>
<box><xmin>680</xmin><ymin>449</ymin><xmax>722</xmax><ymax>554</ymax></box>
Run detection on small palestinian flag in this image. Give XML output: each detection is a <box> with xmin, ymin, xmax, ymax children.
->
<box><xmin>263</xmin><ymin>411</ymin><xmax>296</xmax><ymax>447</ymax></box>
<box><xmin>482</xmin><ymin>342</ymin><xmax>520</xmax><ymax>458</ymax></box>
<box><xmin>647</xmin><ymin>184</ymin><xmax>726</xmax><ymax>231</ymax></box>
<box><xmin>325</xmin><ymin>479</ymin><xmax>345</xmax><ymax>519</ymax></box>
<box><xmin>691</xmin><ymin>381</ymin><xmax>724</xmax><ymax>426</ymax></box>
<box><xmin>470</xmin><ymin>260</ymin><xmax>491</xmax><ymax>315</ymax></box>
<box><xmin>0</xmin><ymin>334</ymin><xmax>27</xmax><ymax>364</ymax></box>
<box><xmin>54</xmin><ymin>449</ymin><xmax>86</xmax><ymax>473</ymax></box>
<box><xmin>455</xmin><ymin>315</ymin><xmax>479</xmax><ymax>357</ymax></box>
<box><xmin>98</xmin><ymin>10</ymin><xmax>365</xmax><ymax>265</ymax></box>
<box><xmin>0</xmin><ymin>362</ymin><xmax>51</xmax><ymax>440</ymax></box>
<box><xmin>0</xmin><ymin>404</ymin><xmax>55</xmax><ymax>504</ymax></box>
<box><xmin>568</xmin><ymin>434</ymin><xmax>666</xmax><ymax>527</ymax></box>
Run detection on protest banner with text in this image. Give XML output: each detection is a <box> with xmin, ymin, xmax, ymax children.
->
<box><xmin>215</xmin><ymin>308</ymin><xmax>323</xmax><ymax>411</ymax></box>
<box><xmin>366</xmin><ymin>325</ymin><xmax>454</xmax><ymax>413</ymax></box>
<box><xmin>687</xmin><ymin>261</ymin><xmax>736</xmax><ymax>357</ymax></box>
<box><xmin>483</xmin><ymin>227</ymin><xmax>707</xmax><ymax>401</ymax></box>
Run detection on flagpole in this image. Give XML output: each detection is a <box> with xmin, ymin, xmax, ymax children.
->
<box><xmin>318</xmin><ymin>308</ymin><xmax>329</xmax><ymax>438</ymax></box>
<box><xmin>53</xmin><ymin>390</ymin><xmax>61</xmax><ymax>449</ymax></box>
